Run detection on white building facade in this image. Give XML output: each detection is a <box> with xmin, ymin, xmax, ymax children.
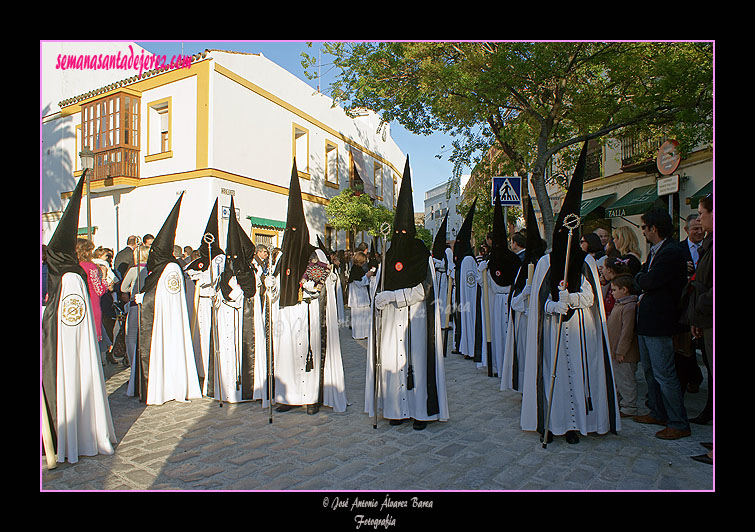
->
<box><xmin>42</xmin><ymin>44</ymin><xmax>406</xmax><ymax>254</ymax></box>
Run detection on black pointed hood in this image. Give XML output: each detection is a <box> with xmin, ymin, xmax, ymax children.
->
<box><xmin>513</xmin><ymin>195</ymin><xmax>547</xmax><ymax>292</ymax></box>
<box><xmin>383</xmin><ymin>156</ymin><xmax>430</xmax><ymax>291</ymax></box>
<box><xmin>316</xmin><ymin>235</ymin><xmax>333</xmax><ymax>261</ymax></box>
<box><xmin>488</xmin><ymin>191</ymin><xmax>521</xmax><ymax>286</ymax></box>
<box><xmin>142</xmin><ymin>192</ymin><xmax>183</xmax><ymax>294</ymax></box>
<box><xmin>432</xmin><ymin>210</ymin><xmax>449</xmax><ymax>260</ymax></box>
<box><xmin>453</xmin><ymin>197</ymin><xmax>476</xmax><ymax>266</ymax></box>
<box><xmin>42</xmin><ymin>172</ymin><xmax>89</xmax><ymax>440</ymax></box>
<box><xmin>186</xmin><ymin>198</ymin><xmax>224</xmax><ymax>272</ymax></box>
<box><xmin>221</xmin><ymin>196</ymin><xmax>256</xmax><ymax>299</ymax></box>
<box><xmin>549</xmin><ymin>142</ymin><xmax>588</xmax><ymax>299</ymax></box>
<box><xmin>276</xmin><ymin>159</ymin><xmax>317</xmax><ymax>308</ymax></box>
<box><xmin>45</xmin><ymin>172</ymin><xmax>87</xmax><ymax>287</ymax></box>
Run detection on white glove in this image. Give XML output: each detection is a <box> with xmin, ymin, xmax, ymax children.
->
<box><xmin>134</xmin><ymin>293</ymin><xmax>144</xmax><ymax>305</ymax></box>
<box><xmin>478</xmin><ymin>260</ymin><xmax>488</xmax><ymax>273</ymax></box>
<box><xmin>521</xmin><ymin>284</ymin><xmax>532</xmax><ymax>298</ymax></box>
<box><xmin>545</xmin><ymin>297</ymin><xmax>569</xmax><ymax>315</ymax></box>
<box><xmin>264</xmin><ymin>276</ymin><xmax>276</xmax><ymax>289</ymax></box>
<box><xmin>374</xmin><ymin>291</ymin><xmax>396</xmax><ymax>310</ymax></box>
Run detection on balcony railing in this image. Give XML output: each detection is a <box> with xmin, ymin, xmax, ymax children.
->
<box><xmin>621</xmin><ymin>135</ymin><xmax>662</xmax><ymax>169</ymax></box>
<box><xmin>92</xmin><ymin>147</ymin><xmax>140</xmax><ymax>180</ymax></box>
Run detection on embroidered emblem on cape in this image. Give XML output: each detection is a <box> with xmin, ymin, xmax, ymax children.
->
<box><xmin>61</xmin><ymin>294</ymin><xmax>86</xmax><ymax>326</ymax></box>
<box><xmin>395</xmin><ymin>261</ymin><xmax>404</xmax><ymax>271</ymax></box>
<box><xmin>466</xmin><ymin>271</ymin><xmax>476</xmax><ymax>287</ymax></box>
<box><xmin>165</xmin><ymin>271</ymin><xmax>181</xmax><ymax>294</ymax></box>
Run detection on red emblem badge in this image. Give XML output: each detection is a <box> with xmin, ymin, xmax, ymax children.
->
<box><xmin>286</xmin><ymin>268</ymin><xmax>291</xmax><ymax>276</ymax></box>
<box><xmin>395</xmin><ymin>262</ymin><xmax>403</xmax><ymax>271</ymax></box>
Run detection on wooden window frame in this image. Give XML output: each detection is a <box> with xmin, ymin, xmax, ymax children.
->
<box><xmin>145</xmin><ymin>97</ymin><xmax>173</xmax><ymax>162</ymax></box>
<box><xmin>292</xmin><ymin>123</ymin><xmax>310</xmax><ymax>178</ymax></box>
<box><xmin>325</xmin><ymin>140</ymin><xmax>339</xmax><ymax>189</ymax></box>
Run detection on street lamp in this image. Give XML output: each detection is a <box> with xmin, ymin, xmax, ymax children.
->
<box><xmin>79</xmin><ymin>146</ymin><xmax>94</xmax><ymax>241</ymax></box>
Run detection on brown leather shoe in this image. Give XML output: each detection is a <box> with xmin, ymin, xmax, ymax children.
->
<box><xmin>655</xmin><ymin>427</ymin><xmax>692</xmax><ymax>440</ymax></box>
<box><xmin>632</xmin><ymin>414</ymin><xmax>667</xmax><ymax>426</ymax></box>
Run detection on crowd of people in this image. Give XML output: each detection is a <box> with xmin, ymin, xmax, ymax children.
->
<box><xmin>42</xmin><ymin>155</ymin><xmax>713</xmax><ymax>470</ymax></box>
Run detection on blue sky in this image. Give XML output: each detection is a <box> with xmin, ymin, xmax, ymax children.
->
<box><xmin>136</xmin><ymin>40</ymin><xmax>470</xmax><ymax>213</ymax></box>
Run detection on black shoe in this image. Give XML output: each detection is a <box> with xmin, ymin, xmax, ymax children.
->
<box><xmin>306</xmin><ymin>404</ymin><xmax>320</xmax><ymax>415</ymax></box>
<box><xmin>539</xmin><ymin>431</ymin><xmax>554</xmax><ymax>444</ymax></box>
<box><xmin>276</xmin><ymin>404</ymin><xmax>296</xmax><ymax>412</ymax></box>
<box><xmin>690</xmin><ymin>413</ymin><xmax>712</xmax><ymax>425</ymax></box>
<box><xmin>700</xmin><ymin>442</ymin><xmax>713</xmax><ymax>450</ymax></box>
<box><xmin>691</xmin><ymin>453</ymin><xmax>713</xmax><ymax>465</ymax></box>
<box><xmin>565</xmin><ymin>431</ymin><xmax>580</xmax><ymax>444</ymax></box>
<box><xmin>389</xmin><ymin>419</ymin><xmax>404</xmax><ymax>426</ymax></box>
<box><xmin>106</xmin><ymin>351</ymin><xmax>119</xmax><ymax>365</ymax></box>
<box><xmin>412</xmin><ymin>420</ymin><xmax>427</xmax><ymax>431</ymax></box>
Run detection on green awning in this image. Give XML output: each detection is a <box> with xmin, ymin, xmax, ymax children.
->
<box><xmin>247</xmin><ymin>216</ymin><xmax>286</xmax><ymax>230</ymax></box>
<box><xmin>580</xmin><ymin>193</ymin><xmax>615</xmax><ymax>217</ymax></box>
<box><xmin>605</xmin><ymin>184</ymin><xmax>658</xmax><ymax>218</ymax></box>
<box><xmin>686</xmin><ymin>180</ymin><xmax>712</xmax><ymax>208</ymax></box>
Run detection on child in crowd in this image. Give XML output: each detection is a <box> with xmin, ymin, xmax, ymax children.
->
<box><xmin>600</xmin><ymin>256</ymin><xmax>633</xmax><ymax>318</ymax></box>
<box><xmin>606</xmin><ymin>273</ymin><xmax>641</xmax><ymax>418</ymax></box>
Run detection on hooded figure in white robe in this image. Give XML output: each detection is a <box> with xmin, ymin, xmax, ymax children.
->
<box><xmin>365</xmin><ymin>156</ymin><xmax>449</xmax><ymax>430</ymax></box>
<box><xmin>520</xmin><ymin>143</ymin><xmax>620</xmax><ymax>444</ymax></box>
<box><xmin>130</xmin><ymin>193</ymin><xmax>202</xmax><ymax>405</ymax></box>
<box><xmin>502</xmin><ymin>196</ymin><xmax>546</xmax><ymax>392</ymax></box>
<box><xmin>453</xmin><ymin>198</ymin><xmax>478</xmax><ymax>359</ymax></box>
<box><xmin>210</xmin><ymin>196</ymin><xmax>269</xmax><ymax>405</ymax></box>
<box><xmin>270</xmin><ymin>160</ymin><xmax>346</xmax><ymax>414</ymax></box>
<box><xmin>42</xmin><ymin>172</ymin><xmax>117</xmax><ymax>464</ymax></box>
<box><xmin>476</xmin><ymin>191</ymin><xmax>521</xmax><ymax>377</ymax></box>
<box><xmin>184</xmin><ymin>199</ymin><xmax>225</xmax><ymax>394</ymax></box>
<box><xmin>431</xmin><ymin>212</ymin><xmax>454</xmax><ymax>357</ymax></box>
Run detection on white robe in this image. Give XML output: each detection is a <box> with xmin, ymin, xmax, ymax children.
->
<box><xmin>521</xmin><ymin>254</ymin><xmax>620</xmax><ymax>437</ymax></box>
<box><xmin>501</xmin><ymin>269</ymin><xmax>530</xmax><ymax>392</ymax></box>
<box><xmin>335</xmin><ymin>275</ymin><xmax>347</xmax><ymax>327</ymax></box>
<box><xmin>270</xmin><ymin>249</ymin><xmax>346</xmax><ymax>411</ymax></box>
<box><xmin>476</xmin><ymin>263</ymin><xmax>511</xmax><ymax>376</ymax></box>
<box><xmin>365</xmin><ymin>260</ymin><xmax>449</xmax><ymax>422</ymax></box>
<box><xmin>457</xmin><ymin>255</ymin><xmax>478</xmax><ymax>358</ymax></box>
<box><xmin>136</xmin><ymin>262</ymin><xmax>203</xmax><ymax>405</ymax></box>
<box><xmin>53</xmin><ymin>272</ymin><xmax>117</xmax><ymax>463</ymax></box>
<box><xmin>348</xmin><ymin>274</ymin><xmax>371</xmax><ymax>340</ymax></box>
<box><xmin>211</xmin><ymin>278</ymin><xmax>268</xmax><ymax>405</ymax></box>
<box><xmin>185</xmin><ymin>255</ymin><xmax>225</xmax><ymax>395</ymax></box>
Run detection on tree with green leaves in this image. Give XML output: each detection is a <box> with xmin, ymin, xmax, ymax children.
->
<box><xmin>303</xmin><ymin>41</ymin><xmax>713</xmax><ymax>246</ymax></box>
<box><xmin>325</xmin><ymin>188</ymin><xmax>394</xmax><ymax>242</ymax></box>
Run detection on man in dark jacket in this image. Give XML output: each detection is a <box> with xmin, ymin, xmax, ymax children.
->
<box><xmin>632</xmin><ymin>207</ymin><xmax>691</xmax><ymax>440</ymax></box>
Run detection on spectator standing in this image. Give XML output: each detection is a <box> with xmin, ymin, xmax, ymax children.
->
<box><xmin>633</xmin><ymin>207</ymin><xmax>690</xmax><ymax>440</ymax></box>
<box><xmin>76</xmin><ymin>238</ymin><xmax>111</xmax><ymax>357</ymax></box>
<box><xmin>606</xmin><ymin>274</ymin><xmax>641</xmax><ymax>417</ymax></box>
<box><xmin>612</xmin><ymin>226</ymin><xmax>642</xmax><ymax>275</ymax></box>
<box><xmin>113</xmin><ymin>235</ymin><xmax>138</xmax><ymax>281</ymax></box>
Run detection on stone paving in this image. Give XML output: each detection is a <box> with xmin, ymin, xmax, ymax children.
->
<box><xmin>40</xmin><ymin>321</ymin><xmax>714</xmax><ymax>492</ymax></box>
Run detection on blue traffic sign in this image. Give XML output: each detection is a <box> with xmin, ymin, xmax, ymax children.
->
<box><xmin>492</xmin><ymin>176</ymin><xmax>522</xmax><ymax>207</ymax></box>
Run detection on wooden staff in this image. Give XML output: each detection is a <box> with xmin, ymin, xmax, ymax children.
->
<box><xmin>373</xmin><ymin>222</ymin><xmax>391</xmax><ymax>429</ymax></box>
<box><xmin>41</xmin><ymin>400</ymin><xmax>57</xmax><ymax>470</ymax></box>
<box><xmin>266</xmin><ymin>289</ymin><xmax>274</xmax><ymax>424</ymax></box>
<box><xmin>542</xmin><ymin>213</ymin><xmax>581</xmax><ymax>449</ymax></box>
<box><xmin>204</xmin><ymin>233</ymin><xmax>224</xmax><ymax>408</ymax></box>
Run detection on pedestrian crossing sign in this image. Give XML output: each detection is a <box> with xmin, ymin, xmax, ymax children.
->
<box><xmin>492</xmin><ymin>176</ymin><xmax>522</xmax><ymax>207</ymax></box>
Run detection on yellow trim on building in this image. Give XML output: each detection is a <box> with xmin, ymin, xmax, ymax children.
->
<box><xmin>61</xmin><ymin>167</ymin><xmax>329</xmax><ymax>205</ymax></box>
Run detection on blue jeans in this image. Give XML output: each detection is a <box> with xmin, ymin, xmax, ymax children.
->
<box><xmin>638</xmin><ymin>335</ymin><xmax>690</xmax><ymax>431</ymax></box>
